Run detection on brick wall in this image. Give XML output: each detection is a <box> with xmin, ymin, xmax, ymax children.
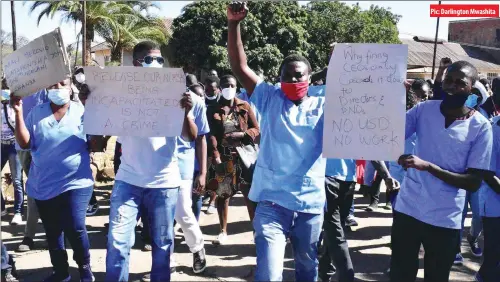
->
<box><xmin>448</xmin><ymin>18</ymin><xmax>500</xmax><ymax>48</ymax></box>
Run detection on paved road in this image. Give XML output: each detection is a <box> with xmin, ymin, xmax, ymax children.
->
<box><xmin>1</xmin><ymin>185</ymin><xmax>480</xmax><ymax>281</ymax></box>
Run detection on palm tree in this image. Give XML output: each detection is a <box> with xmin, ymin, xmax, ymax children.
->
<box><xmin>29</xmin><ymin>1</ymin><xmax>157</xmax><ymax>65</ymax></box>
<box><xmin>97</xmin><ymin>16</ymin><xmax>169</xmax><ymax>63</ymax></box>
<box><xmin>10</xmin><ymin>1</ymin><xmax>16</xmax><ymax>50</ymax></box>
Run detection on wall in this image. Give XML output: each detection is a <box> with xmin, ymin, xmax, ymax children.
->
<box><xmin>448</xmin><ymin>18</ymin><xmax>500</xmax><ymax>48</ymax></box>
<box><xmin>93</xmin><ymin>49</ymin><xmax>111</xmax><ymax>67</ymax></box>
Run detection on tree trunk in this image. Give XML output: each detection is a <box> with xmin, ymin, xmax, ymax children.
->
<box><xmin>10</xmin><ymin>1</ymin><xmax>16</xmax><ymax>50</ymax></box>
<box><xmin>85</xmin><ymin>26</ymin><xmax>93</xmax><ymax>66</ymax></box>
<box><xmin>110</xmin><ymin>44</ymin><xmax>122</xmax><ymax>64</ymax></box>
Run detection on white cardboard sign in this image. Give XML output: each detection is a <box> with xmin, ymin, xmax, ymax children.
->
<box><xmin>3</xmin><ymin>29</ymin><xmax>71</xmax><ymax>96</ymax></box>
<box><xmin>323</xmin><ymin>43</ymin><xmax>408</xmax><ymax>161</ymax></box>
<box><xmin>83</xmin><ymin>66</ymin><xmax>186</xmax><ymax>137</ymax></box>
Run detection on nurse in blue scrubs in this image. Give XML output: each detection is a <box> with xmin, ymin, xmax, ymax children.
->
<box><xmin>391</xmin><ymin>61</ymin><xmax>493</xmax><ymax>282</ymax></box>
<box><xmin>11</xmin><ymin>77</ymin><xmax>95</xmax><ymax>282</ymax></box>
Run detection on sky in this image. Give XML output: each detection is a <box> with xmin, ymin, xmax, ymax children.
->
<box><xmin>1</xmin><ymin>1</ymin><xmax>499</xmax><ymax>46</ymax></box>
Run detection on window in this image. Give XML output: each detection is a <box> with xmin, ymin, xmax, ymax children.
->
<box><xmin>487</xmin><ymin>73</ymin><xmax>498</xmax><ymax>81</ymax></box>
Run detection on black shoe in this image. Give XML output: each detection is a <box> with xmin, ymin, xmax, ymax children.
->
<box><xmin>365</xmin><ymin>201</ymin><xmax>379</xmax><ymax>212</ymax></box>
<box><xmin>384</xmin><ymin>201</ymin><xmax>392</xmax><ymax>210</ymax></box>
<box><xmin>193</xmin><ymin>248</ymin><xmax>207</xmax><ymax>274</ymax></box>
<box><xmin>86</xmin><ymin>203</ymin><xmax>99</xmax><ymax>216</ymax></box>
<box><xmin>142</xmin><ymin>243</ymin><xmax>152</xmax><ymax>252</ymax></box>
<box><xmin>1</xmin><ymin>271</ymin><xmax>19</xmax><ymax>282</ymax></box>
<box><xmin>345</xmin><ymin>215</ymin><xmax>359</xmax><ymax>227</ymax></box>
<box><xmin>79</xmin><ymin>264</ymin><xmax>95</xmax><ymax>282</ymax></box>
<box><xmin>16</xmin><ymin>237</ymin><xmax>34</xmax><ymax>252</ymax></box>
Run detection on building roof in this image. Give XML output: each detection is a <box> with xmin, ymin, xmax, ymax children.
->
<box><xmin>402</xmin><ymin>36</ymin><xmax>500</xmax><ymax>71</ymax></box>
<box><xmin>91</xmin><ymin>42</ymin><xmax>111</xmax><ymax>52</ymax></box>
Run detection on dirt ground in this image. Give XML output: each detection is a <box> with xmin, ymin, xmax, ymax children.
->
<box><xmin>1</xmin><ymin>181</ymin><xmax>481</xmax><ymax>282</ymax></box>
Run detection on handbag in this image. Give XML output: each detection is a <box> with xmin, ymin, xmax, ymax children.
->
<box><xmin>235</xmin><ymin>141</ymin><xmax>259</xmax><ymax>183</ymax></box>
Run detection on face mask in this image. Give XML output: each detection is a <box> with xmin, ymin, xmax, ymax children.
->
<box><xmin>48</xmin><ymin>89</ymin><xmax>71</xmax><ymax>106</ymax></box>
<box><xmin>281</xmin><ymin>81</ymin><xmax>309</xmax><ymax>101</ymax></box>
<box><xmin>442</xmin><ymin>92</ymin><xmax>469</xmax><ymax>109</ymax></box>
<box><xmin>205</xmin><ymin>93</ymin><xmax>218</xmax><ymax>101</ymax></box>
<box><xmin>221</xmin><ymin>87</ymin><xmax>236</xmax><ymax>100</ymax></box>
<box><xmin>142</xmin><ymin>61</ymin><xmax>163</xmax><ymax>68</ymax></box>
<box><xmin>465</xmin><ymin>94</ymin><xmax>479</xmax><ymax>108</ymax></box>
<box><xmin>1</xmin><ymin>89</ymin><xmax>10</xmax><ymax>101</ymax></box>
<box><xmin>75</xmin><ymin>73</ymin><xmax>86</xmax><ymax>83</ymax></box>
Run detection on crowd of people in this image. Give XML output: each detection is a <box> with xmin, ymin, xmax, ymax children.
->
<box><xmin>1</xmin><ymin>3</ymin><xmax>500</xmax><ymax>282</ymax></box>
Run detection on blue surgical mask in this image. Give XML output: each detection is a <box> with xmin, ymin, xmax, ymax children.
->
<box><xmin>48</xmin><ymin>89</ymin><xmax>71</xmax><ymax>106</ymax></box>
<box><xmin>142</xmin><ymin>61</ymin><xmax>163</xmax><ymax>68</ymax></box>
<box><xmin>1</xmin><ymin>89</ymin><xmax>10</xmax><ymax>101</ymax></box>
<box><xmin>465</xmin><ymin>94</ymin><xmax>479</xmax><ymax>108</ymax></box>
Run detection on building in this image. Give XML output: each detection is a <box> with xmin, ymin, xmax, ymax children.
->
<box><xmin>448</xmin><ymin>18</ymin><xmax>500</xmax><ymax>80</ymax></box>
<box><xmin>91</xmin><ymin>18</ymin><xmax>174</xmax><ymax>67</ymax></box>
<box><xmin>403</xmin><ymin>35</ymin><xmax>500</xmax><ymax>80</ymax></box>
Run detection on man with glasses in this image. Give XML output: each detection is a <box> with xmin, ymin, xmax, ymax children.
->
<box><xmin>105</xmin><ymin>41</ymin><xmax>200</xmax><ymax>282</ymax></box>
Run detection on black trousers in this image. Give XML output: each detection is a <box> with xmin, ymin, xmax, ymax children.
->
<box><xmin>479</xmin><ymin>216</ymin><xmax>500</xmax><ymax>282</ymax></box>
<box><xmin>319</xmin><ymin>177</ymin><xmax>355</xmax><ymax>282</ymax></box>
<box><xmin>390</xmin><ymin>211</ymin><xmax>460</xmax><ymax>282</ymax></box>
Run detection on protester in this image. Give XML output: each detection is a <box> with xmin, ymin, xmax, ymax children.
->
<box><xmin>479</xmin><ymin>77</ymin><xmax>500</xmax><ymax>120</ymax></box>
<box><xmin>1</xmin><ymin>241</ymin><xmax>18</xmax><ymax>282</ymax></box>
<box><xmin>206</xmin><ymin>74</ymin><xmax>260</xmax><ymax>245</ymax></box>
<box><xmin>477</xmin><ymin>115</ymin><xmax>500</xmax><ymax>282</ymax></box>
<box><xmin>105</xmin><ymin>41</ymin><xmax>198</xmax><ymax>282</ymax></box>
<box><xmin>479</xmin><ymin>78</ymin><xmax>492</xmax><ymax>95</ymax></box>
<box><xmin>208</xmin><ymin>69</ymin><xmax>218</xmax><ymax>77</ymax></box>
<box><xmin>410</xmin><ymin>79</ymin><xmax>430</xmax><ymax>102</ymax></box>
<box><xmin>391</xmin><ymin>61</ymin><xmax>493</xmax><ymax>282</ymax></box>
<box><xmin>227</xmin><ymin>3</ymin><xmax>327</xmax><ymax>280</ymax></box>
<box><xmin>11</xmin><ymin>77</ymin><xmax>95</xmax><ymax>282</ymax></box>
<box><xmin>1</xmin><ymin>80</ymin><xmax>24</xmax><ymax>226</ymax></box>
<box><xmin>186</xmin><ymin>74</ymin><xmax>199</xmax><ymax>88</ymax></box>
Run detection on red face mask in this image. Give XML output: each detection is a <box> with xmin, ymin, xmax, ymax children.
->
<box><xmin>281</xmin><ymin>81</ymin><xmax>309</xmax><ymax>101</ymax></box>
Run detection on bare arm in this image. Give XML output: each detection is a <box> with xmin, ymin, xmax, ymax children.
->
<box><xmin>483</xmin><ymin>173</ymin><xmax>500</xmax><ymax>194</ymax></box>
<box><xmin>14</xmin><ymin>110</ymin><xmax>30</xmax><ymax>149</ymax></box>
<box><xmin>195</xmin><ymin>134</ymin><xmax>207</xmax><ymax>177</ymax></box>
<box><xmin>371</xmin><ymin>160</ymin><xmax>390</xmax><ymax>180</ymax></box>
<box><xmin>227</xmin><ymin>3</ymin><xmax>260</xmax><ymax>96</ymax></box>
<box><xmin>181</xmin><ymin>113</ymin><xmax>197</xmax><ymax>142</ymax></box>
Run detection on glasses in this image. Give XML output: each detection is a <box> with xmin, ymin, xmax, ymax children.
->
<box><xmin>138</xmin><ymin>56</ymin><xmax>165</xmax><ymax>65</ymax></box>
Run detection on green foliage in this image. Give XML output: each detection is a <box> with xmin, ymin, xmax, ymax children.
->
<box><xmin>170</xmin><ymin>1</ymin><xmax>401</xmax><ymax>78</ymax></box>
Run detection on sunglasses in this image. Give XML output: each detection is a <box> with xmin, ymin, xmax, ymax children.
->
<box><xmin>138</xmin><ymin>56</ymin><xmax>165</xmax><ymax>65</ymax></box>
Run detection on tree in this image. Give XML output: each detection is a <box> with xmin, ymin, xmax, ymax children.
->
<box><xmin>169</xmin><ymin>1</ymin><xmax>400</xmax><ymax>78</ymax></box>
<box><xmin>29</xmin><ymin>1</ymin><xmax>157</xmax><ymax>65</ymax></box>
<box><xmin>1</xmin><ymin>29</ymin><xmax>30</xmax><ymax>58</ymax></box>
<box><xmin>11</xmin><ymin>1</ymin><xmax>16</xmax><ymax>50</ymax></box>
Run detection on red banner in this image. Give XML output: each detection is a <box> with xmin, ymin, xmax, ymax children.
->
<box><xmin>430</xmin><ymin>4</ymin><xmax>499</xmax><ymax>17</ymax></box>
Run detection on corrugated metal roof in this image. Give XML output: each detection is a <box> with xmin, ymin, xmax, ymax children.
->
<box><xmin>402</xmin><ymin>37</ymin><xmax>500</xmax><ymax>71</ymax></box>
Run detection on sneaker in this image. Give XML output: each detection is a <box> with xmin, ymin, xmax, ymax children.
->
<box><xmin>213</xmin><ymin>232</ymin><xmax>228</xmax><ymax>245</ymax></box>
<box><xmin>142</xmin><ymin>267</ymin><xmax>176</xmax><ymax>282</ymax></box>
<box><xmin>37</xmin><ymin>218</ymin><xmax>43</xmax><ymax>224</ymax></box>
<box><xmin>79</xmin><ymin>264</ymin><xmax>95</xmax><ymax>282</ymax></box>
<box><xmin>142</xmin><ymin>243</ymin><xmax>152</xmax><ymax>252</ymax></box>
<box><xmin>42</xmin><ymin>272</ymin><xmax>71</xmax><ymax>282</ymax></box>
<box><xmin>1</xmin><ymin>210</ymin><xmax>7</xmax><ymax>216</ymax></box>
<box><xmin>365</xmin><ymin>201</ymin><xmax>379</xmax><ymax>212</ymax></box>
<box><xmin>345</xmin><ymin>215</ymin><xmax>359</xmax><ymax>227</ymax></box>
<box><xmin>86</xmin><ymin>203</ymin><xmax>99</xmax><ymax>216</ymax></box>
<box><xmin>206</xmin><ymin>205</ymin><xmax>216</xmax><ymax>214</ymax></box>
<box><xmin>474</xmin><ymin>272</ymin><xmax>484</xmax><ymax>282</ymax></box>
<box><xmin>16</xmin><ymin>237</ymin><xmax>34</xmax><ymax>252</ymax></box>
<box><xmin>193</xmin><ymin>248</ymin><xmax>207</xmax><ymax>274</ymax></box>
<box><xmin>10</xmin><ymin>213</ymin><xmax>22</xmax><ymax>225</ymax></box>
<box><xmin>384</xmin><ymin>201</ymin><xmax>392</xmax><ymax>210</ymax></box>
<box><xmin>467</xmin><ymin>235</ymin><xmax>483</xmax><ymax>257</ymax></box>
<box><xmin>1</xmin><ymin>271</ymin><xmax>19</xmax><ymax>282</ymax></box>
<box><xmin>454</xmin><ymin>253</ymin><xmax>464</xmax><ymax>265</ymax></box>
<box><xmin>202</xmin><ymin>196</ymin><xmax>211</xmax><ymax>205</ymax></box>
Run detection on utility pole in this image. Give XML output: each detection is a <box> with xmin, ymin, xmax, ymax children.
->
<box><xmin>431</xmin><ymin>0</ymin><xmax>441</xmax><ymax>79</ymax></box>
<box><xmin>11</xmin><ymin>1</ymin><xmax>17</xmax><ymax>50</ymax></box>
<box><xmin>82</xmin><ymin>0</ymin><xmax>87</xmax><ymax>66</ymax></box>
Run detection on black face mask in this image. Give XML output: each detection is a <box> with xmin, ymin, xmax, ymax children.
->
<box><xmin>442</xmin><ymin>92</ymin><xmax>469</xmax><ymax>109</ymax></box>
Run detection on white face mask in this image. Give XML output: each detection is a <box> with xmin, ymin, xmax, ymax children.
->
<box><xmin>48</xmin><ymin>89</ymin><xmax>71</xmax><ymax>106</ymax></box>
<box><xmin>75</xmin><ymin>73</ymin><xmax>86</xmax><ymax>83</ymax></box>
<box><xmin>205</xmin><ymin>93</ymin><xmax>218</xmax><ymax>101</ymax></box>
<box><xmin>221</xmin><ymin>87</ymin><xmax>236</xmax><ymax>100</ymax></box>
<box><xmin>142</xmin><ymin>61</ymin><xmax>163</xmax><ymax>68</ymax></box>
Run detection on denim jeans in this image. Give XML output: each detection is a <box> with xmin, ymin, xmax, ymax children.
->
<box><xmin>35</xmin><ymin>187</ymin><xmax>93</xmax><ymax>277</ymax></box>
<box><xmin>106</xmin><ymin>181</ymin><xmax>178</xmax><ymax>282</ymax></box>
<box><xmin>1</xmin><ymin>143</ymin><xmax>23</xmax><ymax>214</ymax></box>
<box><xmin>253</xmin><ymin>201</ymin><xmax>323</xmax><ymax>281</ymax></box>
<box><xmin>1</xmin><ymin>241</ymin><xmax>10</xmax><ymax>271</ymax></box>
<box><xmin>191</xmin><ymin>192</ymin><xmax>203</xmax><ymax>221</ymax></box>
<box><xmin>458</xmin><ymin>190</ymin><xmax>482</xmax><ymax>253</ymax></box>
<box><xmin>478</xmin><ymin>217</ymin><xmax>500</xmax><ymax>282</ymax></box>
<box><xmin>17</xmin><ymin>150</ymin><xmax>41</xmax><ymax>239</ymax></box>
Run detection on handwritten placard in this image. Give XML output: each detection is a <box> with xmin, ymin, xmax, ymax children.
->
<box><xmin>83</xmin><ymin>66</ymin><xmax>186</xmax><ymax>137</ymax></box>
<box><xmin>323</xmin><ymin>44</ymin><xmax>408</xmax><ymax>161</ymax></box>
<box><xmin>2</xmin><ymin>29</ymin><xmax>70</xmax><ymax>96</ymax></box>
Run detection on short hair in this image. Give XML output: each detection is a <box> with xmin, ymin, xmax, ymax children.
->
<box><xmin>280</xmin><ymin>54</ymin><xmax>312</xmax><ymax>74</ymax></box>
<box><xmin>406</xmin><ymin>90</ymin><xmax>419</xmax><ymax>110</ymax></box>
<box><xmin>492</xmin><ymin>77</ymin><xmax>500</xmax><ymax>93</ymax></box>
<box><xmin>447</xmin><ymin>61</ymin><xmax>479</xmax><ymax>85</ymax></box>
<box><xmin>74</xmin><ymin>67</ymin><xmax>84</xmax><ymax>75</ymax></box>
<box><xmin>204</xmin><ymin>75</ymin><xmax>220</xmax><ymax>87</ymax></box>
<box><xmin>411</xmin><ymin>79</ymin><xmax>429</xmax><ymax>91</ymax></box>
<box><xmin>220</xmin><ymin>74</ymin><xmax>236</xmax><ymax>85</ymax></box>
<box><xmin>133</xmin><ymin>41</ymin><xmax>159</xmax><ymax>60</ymax></box>
<box><xmin>189</xmin><ymin>83</ymin><xmax>205</xmax><ymax>93</ymax></box>
<box><xmin>186</xmin><ymin>74</ymin><xmax>198</xmax><ymax>87</ymax></box>
<box><xmin>426</xmin><ymin>79</ymin><xmax>434</xmax><ymax>87</ymax></box>
<box><xmin>208</xmin><ymin>69</ymin><xmax>218</xmax><ymax>76</ymax></box>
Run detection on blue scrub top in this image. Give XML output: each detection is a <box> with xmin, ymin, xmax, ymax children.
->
<box><xmin>177</xmin><ymin>99</ymin><xmax>210</xmax><ymax>180</ymax></box>
<box><xmin>479</xmin><ymin>116</ymin><xmax>500</xmax><ymax>217</ymax></box>
<box><xmin>389</xmin><ymin>133</ymin><xmax>417</xmax><ymax>184</ymax></box>
<box><xmin>25</xmin><ymin>101</ymin><xmax>94</xmax><ymax>200</ymax></box>
<box><xmin>395</xmin><ymin>101</ymin><xmax>493</xmax><ymax>229</ymax></box>
<box><xmin>248</xmin><ymin>81</ymin><xmax>326</xmax><ymax>214</ymax></box>
<box><xmin>325</xmin><ymin>159</ymin><xmax>356</xmax><ymax>182</ymax></box>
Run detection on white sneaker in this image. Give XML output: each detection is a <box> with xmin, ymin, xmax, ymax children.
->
<box><xmin>206</xmin><ymin>205</ymin><xmax>216</xmax><ymax>214</ymax></box>
<box><xmin>10</xmin><ymin>213</ymin><xmax>22</xmax><ymax>225</ymax></box>
<box><xmin>213</xmin><ymin>232</ymin><xmax>228</xmax><ymax>245</ymax></box>
<box><xmin>1</xmin><ymin>210</ymin><xmax>7</xmax><ymax>216</ymax></box>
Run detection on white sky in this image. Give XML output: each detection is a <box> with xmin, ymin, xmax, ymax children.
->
<box><xmin>1</xmin><ymin>1</ymin><xmax>499</xmax><ymax>46</ymax></box>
